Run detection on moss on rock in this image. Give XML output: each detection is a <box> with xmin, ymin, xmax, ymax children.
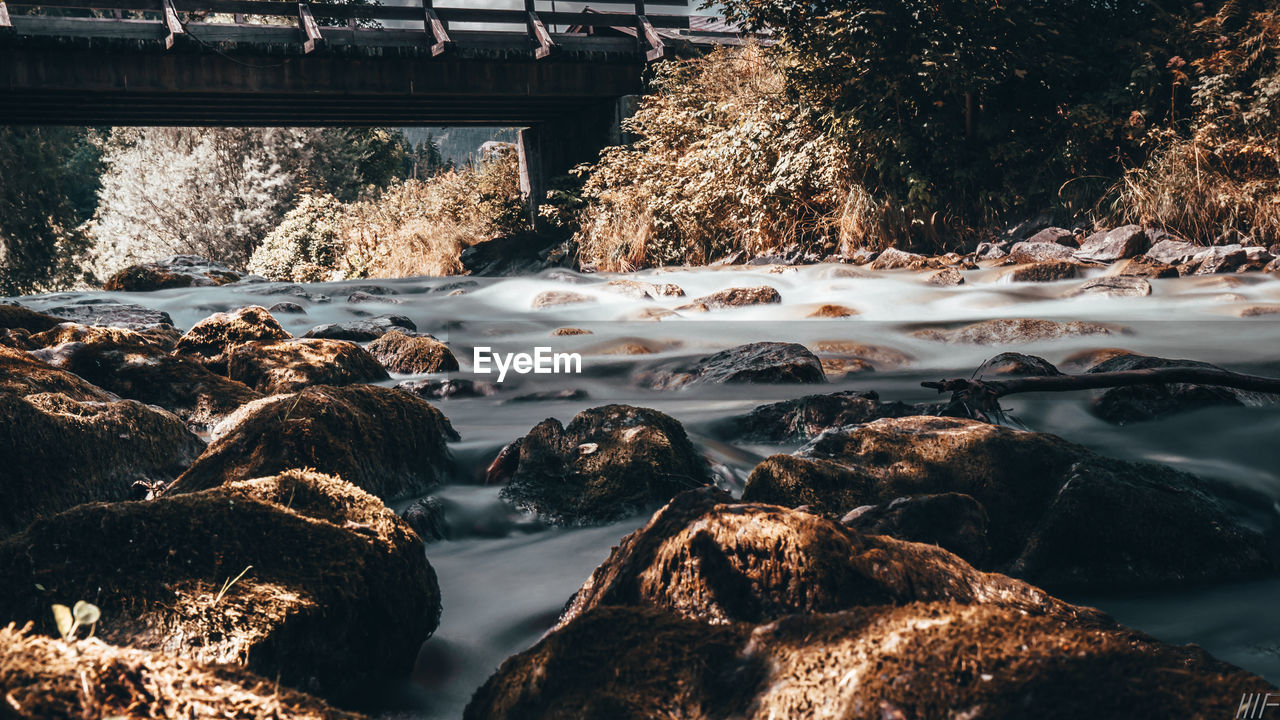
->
<box><xmin>226</xmin><ymin>338</ymin><xmax>389</xmax><ymax>394</ymax></box>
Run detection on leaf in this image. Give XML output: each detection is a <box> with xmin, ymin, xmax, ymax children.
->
<box><xmin>73</xmin><ymin>600</ymin><xmax>101</xmax><ymax>626</ymax></box>
<box><xmin>51</xmin><ymin>604</ymin><xmax>74</xmax><ymax>640</ymax></box>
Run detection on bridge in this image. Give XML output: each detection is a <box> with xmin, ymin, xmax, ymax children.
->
<box><xmin>0</xmin><ymin>0</ymin><xmax>732</xmax><ymax>222</ymax></box>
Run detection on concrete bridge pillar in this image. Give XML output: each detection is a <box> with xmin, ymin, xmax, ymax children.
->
<box><xmin>518</xmin><ymin>94</ymin><xmax>639</xmax><ymax>230</ymax></box>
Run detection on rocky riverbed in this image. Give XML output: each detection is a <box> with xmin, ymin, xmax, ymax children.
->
<box><xmin>2</xmin><ymin>238</ymin><xmax>1280</xmax><ymax>718</ymax></box>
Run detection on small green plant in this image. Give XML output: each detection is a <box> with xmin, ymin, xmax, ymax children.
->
<box><xmin>214</xmin><ymin>565</ymin><xmax>254</xmax><ymax>605</ymax></box>
<box><xmin>51</xmin><ymin>600</ymin><xmax>100</xmax><ymax>641</ymax></box>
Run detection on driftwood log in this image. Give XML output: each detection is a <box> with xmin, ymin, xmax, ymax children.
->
<box><xmin>923</xmin><ymin>367</ymin><xmax>1280</xmax><ymax>422</ymax></box>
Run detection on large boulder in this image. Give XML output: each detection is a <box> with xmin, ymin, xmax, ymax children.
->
<box><xmin>1076</xmin><ymin>225</ymin><xmax>1150</xmax><ymax>262</ymax></box>
<box><xmin>635</xmin><ymin>342</ymin><xmax>826</xmax><ymax>390</ymax></box>
<box><xmin>1083</xmin><ymin>353</ymin><xmax>1276</xmax><ymax>424</ymax></box>
<box><xmin>1008</xmin><ymin>241</ymin><xmax>1077</xmax><ymax>264</ymax></box>
<box><xmin>842</xmin><ymin>492</ymin><xmax>991</xmax><ymax>566</ymax></box>
<box><xmin>1144</xmin><ymin>238</ymin><xmax>1201</xmax><ymax>265</ymax></box>
<box><xmin>303</xmin><ymin>314</ymin><xmax>416</xmax><ymax>341</ymax></box>
<box><xmin>1003</xmin><ymin>260</ymin><xmax>1080</xmax><ymax>282</ymax></box>
<box><xmin>912</xmin><ymin>318</ymin><xmax>1122</xmax><ymax>345</ymax></box>
<box><xmin>466</xmin><ymin>602</ymin><xmax>1263</xmax><ymax>720</ymax></box>
<box><xmin>173</xmin><ymin>306</ymin><xmax>291</xmax><ymax>374</ymax></box>
<box><xmin>974</xmin><ymin>351</ymin><xmax>1063</xmax><ymax>377</ymax></box>
<box><xmin>44</xmin><ymin>302</ymin><xmax>173</xmax><ymax>330</ymax></box>
<box><xmin>103</xmin><ymin>254</ymin><xmax>246</xmax><ymax>292</ymax></box>
<box><xmin>496</xmin><ymin>405</ymin><xmax>713</xmax><ymax>525</ymax></box>
<box><xmin>0</xmin><ymin>624</ymin><xmax>362</xmax><ymax>720</ymax></box>
<box><xmin>719</xmin><ymin>390</ymin><xmax>924</xmax><ymax>443</ymax></box>
<box><xmin>0</xmin><ymin>470</ymin><xmax>439</xmax><ymax>707</ymax></box>
<box><xmin>366</xmin><ymin>330</ymin><xmax>459</xmax><ymax>374</ymax></box>
<box><xmin>226</xmin><ymin>338</ymin><xmax>389</xmax><ymax>394</ymax></box>
<box><xmin>0</xmin><ymin>304</ymin><xmax>64</xmax><ymax>335</ymax></box>
<box><xmin>0</xmin><ymin>343</ymin><xmax>116</xmax><ymax>401</ymax></box>
<box><xmin>168</xmin><ymin>384</ymin><xmax>457</xmax><ymax>501</ymax></box>
<box><xmin>26</xmin><ymin>323</ymin><xmax>261</xmax><ymax>432</ymax></box>
<box><xmin>742</xmin><ymin>416</ymin><xmax>1272</xmax><ymax>589</ymax></box>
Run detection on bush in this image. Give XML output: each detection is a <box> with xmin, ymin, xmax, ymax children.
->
<box><xmin>247</xmin><ymin>194</ymin><xmax>346</xmax><ymax>282</ymax></box>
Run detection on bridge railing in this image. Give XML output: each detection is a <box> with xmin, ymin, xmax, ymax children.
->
<box><xmin>0</xmin><ymin>0</ymin><xmax>704</xmax><ymax>60</ymax></box>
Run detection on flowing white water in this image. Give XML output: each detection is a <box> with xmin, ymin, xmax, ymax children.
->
<box><xmin>13</xmin><ymin>263</ymin><xmax>1280</xmax><ymax>716</ymax></box>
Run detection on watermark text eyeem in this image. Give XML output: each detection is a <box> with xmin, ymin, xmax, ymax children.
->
<box><xmin>473</xmin><ymin>346</ymin><xmax>582</xmax><ymax>382</ymax></box>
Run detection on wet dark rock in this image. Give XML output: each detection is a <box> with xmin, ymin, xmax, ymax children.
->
<box><xmin>1025</xmin><ymin>226</ymin><xmax>1078</xmax><ymax>247</ymax></box>
<box><xmin>1144</xmin><ymin>238</ymin><xmax>1202</xmax><ymax>265</ymax></box>
<box><xmin>103</xmin><ymin>255</ymin><xmax>245</xmax><ymax>291</ymax></box>
<box><xmin>498</xmin><ymin>404</ymin><xmax>713</xmax><ymax>525</ymax></box>
<box><xmin>635</xmin><ymin>342</ymin><xmax>826</xmax><ymax>390</ymax></box>
<box><xmin>604</xmin><ymin>279</ymin><xmax>685</xmax><ymax>299</ymax></box>
<box><xmin>27</xmin><ymin>324</ymin><xmax>262</xmax><ymax>433</ymax></box>
<box><xmin>0</xmin><ymin>624</ymin><xmax>362</xmax><ymax>720</ymax></box>
<box><xmin>720</xmin><ymin>390</ymin><xmax>923</xmax><ymax>443</ymax></box>
<box><xmin>842</xmin><ymin>492</ymin><xmax>990</xmax><ymax>566</ymax></box>
<box><xmin>401</xmin><ymin>496</ymin><xmax>450</xmax><ymax>543</ymax></box>
<box><xmin>367</xmin><ymin>330</ymin><xmax>458</xmax><ymax>374</ymax></box>
<box><xmin>173</xmin><ymin>306</ymin><xmax>291</xmax><ymax>374</ymax></box>
<box><xmin>1114</xmin><ymin>255</ymin><xmax>1179</xmax><ymax>278</ymax></box>
<box><xmin>1008</xmin><ymin>241</ymin><xmax>1077</xmax><ymax>264</ymax></box>
<box><xmin>268</xmin><ymin>301</ymin><xmax>306</xmax><ymax>314</ymax></box>
<box><xmin>1076</xmin><ymin>225</ymin><xmax>1150</xmax><ymax>262</ymax></box>
<box><xmin>506</xmin><ymin>388</ymin><xmax>590</xmax><ymax>403</ymax></box>
<box><xmin>398</xmin><ymin>378</ymin><xmax>500</xmax><ymax>400</ymax></box>
<box><xmin>168</xmin><ymin>384</ymin><xmax>457</xmax><ymax>501</ymax></box>
<box><xmin>466</xmin><ymin>601</ymin><xmax>1262</xmax><ymax>720</ymax></box>
<box><xmin>345</xmin><ymin>284</ymin><xmax>399</xmax><ymax>296</ymax></box>
<box><xmin>974</xmin><ymin>351</ymin><xmax>1063</xmax><ymax>377</ymax></box>
<box><xmin>912</xmin><ymin>318</ymin><xmax>1122</xmax><ymax>345</ymax></box>
<box><xmin>303</xmin><ymin>314</ymin><xmax>417</xmax><ymax>341</ymax></box>
<box><xmin>226</xmin><ymin>338</ymin><xmax>389</xmax><ymax>394</ymax></box>
<box><xmin>44</xmin><ymin>302</ymin><xmax>173</xmax><ymax>330</ymax></box>
<box><xmin>1067</xmin><ymin>275</ymin><xmax>1153</xmax><ymax>298</ymax></box>
<box><xmin>0</xmin><ymin>304</ymin><xmax>66</xmax><ymax>334</ymax></box>
<box><xmin>742</xmin><ymin>416</ymin><xmax>1273</xmax><ymax>589</ymax></box>
<box><xmin>0</xmin><ymin>470</ymin><xmax>439</xmax><ymax>706</ymax></box>
<box><xmin>248</xmin><ymin>283</ymin><xmax>331</xmax><ymax>303</ymax></box>
<box><xmin>435</xmin><ymin>280</ymin><xmax>479</xmax><ymax>293</ymax></box>
<box><xmin>461</xmin><ymin>232</ymin><xmax>574</xmax><ymax>277</ymax></box>
<box><xmin>870</xmin><ymin>247</ymin><xmax>936</xmax><ymax>271</ymax></box>
<box><xmin>1004</xmin><ymin>260</ymin><xmax>1080</xmax><ymax>282</ymax></box>
<box><xmin>925</xmin><ymin>267</ymin><xmax>964</xmax><ymax>285</ymax></box>
<box><xmin>531</xmin><ymin>290</ymin><xmax>595</xmax><ymax>310</ymax></box>
<box><xmin>1085</xmin><ymin>353</ymin><xmax>1275</xmax><ymax>424</ymax></box>
<box><xmin>348</xmin><ymin>290</ymin><xmax>404</xmax><ymax>305</ymax></box>
<box><xmin>0</xmin><ymin>343</ymin><xmax>117</xmax><ymax>401</ymax></box>
<box><xmin>1193</xmin><ymin>245</ymin><xmax>1248</xmax><ymax>275</ymax></box>
<box><xmin>681</xmin><ymin>286</ymin><xmax>781</xmax><ymax>310</ymax></box>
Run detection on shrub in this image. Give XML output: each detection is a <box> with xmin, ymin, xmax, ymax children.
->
<box><xmin>247</xmin><ymin>194</ymin><xmax>346</xmax><ymax>282</ymax></box>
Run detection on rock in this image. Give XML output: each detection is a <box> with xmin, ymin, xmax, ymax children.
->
<box><xmin>806</xmin><ymin>303</ymin><xmax>857</xmax><ymax>317</ymax></box>
<box><xmin>0</xmin><ymin>470</ymin><xmax>439</xmax><ymax>706</ymax></box>
<box><xmin>604</xmin><ymin>279</ymin><xmax>685</xmax><ymax>299</ymax></box>
<box><xmin>925</xmin><ymin>267</ymin><xmax>964</xmax><ymax>285</ymax></box>
<box><xmin>460</xmin><ymin>232</ymin><xmax>574</xmax><ymax>276</ymax></box>
<box><xmin>0</xmin><ymin>304</ymin><xmax>65</xmax><ymax>334</ymax></box>
<box><xmin>168</xmin><ymin>384</ymin><xmax>457</xmax><ymax>501</ymax></box>
<box><xmin>398</xmin><ymin>378</ymin><xmax>500</xmax><ymax>400</ymax></box>
<box><xmin>811</xmin><ymin>341</ymin><xmax>915</xmax><ymax>369</ymax></box>
<box><xmin>1004</xmin><ymin>260</ymin><xmax>1080</xmax><ymax>282</ymax></box>
<box><xmin>532</xmin><ymin>290</ymin><xmax>595</xmax><ymax>310</ymax></box>
<box><xmin>912</xmin><ymin>318</ymin><xmax>1121</xmax><ymax>345</ymax></box>
<box><xmin>435</xmin><ymin>280</ymin><xmax>479</xmax><ymax>293</ymax></box>
<box><xmin>366</xmin><ymin>330</ymin><xmax>459</xmax><ymax>374</ymax></box>
<box><xmin>975</xmin><ymin>240</ymin><xmax>1009</xmax><ymax>259</ymax></box>
<box><xmin>1265</xmin><ymin>257</ymin><xmax>1280</xmax><ymax>273</ymax></box>
<box><xmin>842</xmin><ymin>492</ymin><xmax>990</xmax><ymax>565</ymax></box>
<box><xmin>1237</xmin><ymin>304</ymin><xmax>1280</xmax><ymax>317</ymax></box>
<box><xmin>303</xmin><ymin>314</ymin><xmax>417</xmax><ymax>341</ymax></box>
<box><xmin>551</xmin><ymin>327</ymin><xmax>592</xmax><ymax>336</ymax></box>
<box><xmin>466</xmin><ymin>602</ymin><xmax>1262</xmax><ymax>720</ymax></box>
<box><xmin>720</xmin><ymin>390</ymin><xmax>923</xmax><ymax>443</ymax></box>
<box><xmin>1114</xmin><ymin>255</ymin><xmax>1178</xmax><ymax>278</ymax></box>
<box><xmin>0</xmin><ymin>624</ymin><xmax>362</xmax><ymax>720</ymax></box>
<box><xmin>0</xmin><ymin>343</ymin><xmax>117</xmax><ymax>401</ymax></box>
<box><xmin>1008</xmin><ymin>241</ymin><xmax>1077</xmax><ymax>264</ymax></box>
<box><xmin>400</xmin><ymin>496</ymin><xmax>450</xmax><ymax>543</ymax></box>
<box><xmin>0</xmin><ymin>357</ymin><xmax>204</xmax><ymax>536</ymax></box>
<box><xmin>497</xmin><ymin>405</ymin><xmax>713</xmax><ymax>524</ymax></box>
<box><xmin>1057</xmin><ymin>347</ymin><xmax>1140</xmax><ymax>373</ymax></box>
<box><xmin>269</xmin><ymin>301</ymin><xmax>307</xmax><ymax>314</ymax></box>
<box><xmin>173</xmin><ymin>306</ymin><xmax>291</xmax><ymax>374</ymax></box>
<box><xmin>1243</xmin><ymin>246</ymin><xmax>1275</xmax><ymax>270</ymax></box>
<box><xmin>974</xmin><ymin>351</ymin><xmax>1063</xmax><ymax>377</ymax></box>
<box><xmin>348</xmin><ymin>290</ymin><xmax>403</xmax><ymax>304</ymax></box>
<box><xmin>560</xmin><ymin>489</ymin><xmax>1095</xmax><ymax>626</ymax></box>
<box><xmin>742</xmin><ymin>416</ymin><xmax>1272</xmax><ymax>589</ymax></box>
<box><xmin>44</xmin><ymin>302</ymin><xmax>173</xmax><ymax>330</ymax></box>
<box><xmin>1076</xmin><ymin>225</ymin><xmax>1150</xmax><ymax>261</ymax></box>
<box><xmin>248</xmin><ymin>283</ymin><xmax>331</xmax><ymax>303</ymax></box>
<box><xmin>1194</xmin><ymin>245</ymin><xmax>1248</xmax><ymax>274</ymax></box>
<box><xmin>635</xmin><ymin>342</ymin><xmax>826</xmax><ymax>390</ymax></box>
<box><xmin>869</xmin><ymin>247</ymin><xmax>930</xmax><ymax>270</ymax></box>
<box><xmin>1145</xmin><ymin>238</ymin><xmax>1202</xmax><ymax>265</ymax></box>
<box><xmin>680</xmin><ymin>286</ymin><xmax>781</xmax><ymax>310</ymax></box>
<box><xmin>818</xmin><ymin>357</ymin><xmax>875</xmax><ymax>379</ymax></box>
<box><xmin>505</xmin><ymin>388</ymin><xmax>590</xmax><ymax>403</ymax></box>
<box><xmin>103</xmin><ymin>255</ymin><xmax>245</xmax><ymax>291</ymax></box>
<box><xmin>1085</xmin><ymin>353</ymin><xmax>1274</xmax><ymax>424</ymax></box>
<box><xmin>1026</xmin><ymin>226</ymin><xmax>1078</xmax><ymax>246</ymax></box>
<box><xmin>344</xmin><ymin>284</ymin><xmax>398</xmax><ymax>297</ymax></box>
<box><xmin>27</xmin><ymin>324</ymin><xmax>262</xmax><ymax>433</ymax></box>
<box><xmin>1066</xmin><ymin>275</ymin><xmax>1153</xmax><ymax>298</ymax></box>
<box><xmin>225</xmin><ymin>339</ymin><xmax>386</xmax><ymax>395</ymax></box>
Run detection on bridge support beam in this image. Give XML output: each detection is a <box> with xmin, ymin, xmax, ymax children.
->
<box><xmin>518</xmin><ymin>95</ymin><xmax>639</xmax><ymax>231</ymax></box>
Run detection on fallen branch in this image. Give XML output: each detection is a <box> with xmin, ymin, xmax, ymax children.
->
<box><xmin>923</xmin><ymin>366</ymin><xmax>1280</xmax><ymax>422</ymax></box>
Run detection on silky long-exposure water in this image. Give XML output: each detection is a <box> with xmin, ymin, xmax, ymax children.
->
<box><xmin>12</xmin><ymin>262</ymin><xmax>1280</xmax><ymax>717</ymax></box>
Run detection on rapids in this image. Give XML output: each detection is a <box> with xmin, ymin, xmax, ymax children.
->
<box><xmin>11</xmin><ymin>262</ymin><xmax>1280</xmax><ymax>717</ymax></box>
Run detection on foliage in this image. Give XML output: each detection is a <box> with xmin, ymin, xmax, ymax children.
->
<box><xmin>51</xmin><ymin>600</ymin><xmax>100</xmax><ymax>642</ymax></box>
<box><xmin>714</xmin><ymin>0</ymin><xmax>1187</xmax><ymax>242</ymax></box>
<box><xmin>573</xmin><ymin>46</ymin><xmax>864</xmax><ymax>270</ymax></box>
<box><xmin>247</xmin><ymin>194</ymin><xmax>347</xmax><ymax>282</ymax></box>
<box><xmin>405</xmin><ymin>133</ymin><xmax>453</xmax><ymax>179</ymax></box>
<box><xmin>0</xmin><ymin>127</ymin><xmax>102</xmax><ymax>295</ymax></box>
<box><xmin>306</xmin><ymin>128</ymin><xmax>409</xmax><ymax>202</ymax></box>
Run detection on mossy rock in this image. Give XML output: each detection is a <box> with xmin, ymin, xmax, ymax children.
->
<box><xmin>173</xmin><ymin>306</ymin><xmax>292</xmax><ymax>374</ymax></box>
<box><xmin>366</xmin><ymin>330</ymin><xmax>459</xmax><ymax>374</ymax></box>
<box><xmin>0</xmin><ymin>470</ymin><xmax>440</xmax><ymax>707</ymax></box>
<box><xmin>226</xmin><ymin>338</ymin><xmax>389</xmax><ymax>394</ymax></box>
<box><xmin>169</xmin><ymin>384</ymin><xmax>457</xmax><ymax>502</ymax></box>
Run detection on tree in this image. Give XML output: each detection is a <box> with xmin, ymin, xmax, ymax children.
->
<box><xmin>0</xmin><ymin>127</ymin><xmax>102</xmax><ymax>295</ymax></box>
<box><xmin>306</xmin><ymin>128</ymin><xmax>409</xmax><ymax>201</ymax></box>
